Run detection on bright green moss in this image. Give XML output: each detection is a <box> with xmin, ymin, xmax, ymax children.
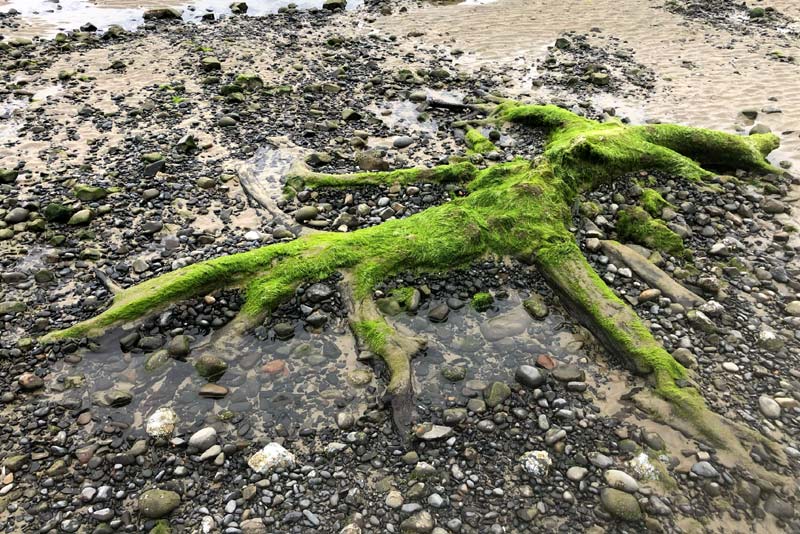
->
<box><xmin>391</xmin><ymin>287</ymin><xmax>416</xmax><ymax>306</ymax></box>
<box><xmin>616</xmin><ymin>206</ymin><xmax>684</xmax><ymax>256</ymax></box>
<box><xmin>353</xmin><ymin>320</ymin><xmax>391</xmax><ymax>353</ymax></box>
<box><xmin>149</xmin><ymin>520</ymin><xmax>171</xmax><ymax>534</ymax></box>
<box><xmin>639</xmin><ymin>188</ymin><xmax>672</xmax><ymax>217</ymax></box>
<box><xmin>471</xmin><ymin>292</ymin><xmax>493</xmax><ymax>311</ymax></box>
<box><xmin>234</xmin><ymin>73</ymin><xmax>264</xmax><ymax>91</ymax></box>
<box><xmin>289</xmin><ymin>161</ymin><xmax>478</xmax><ymax>192</ymax></box>
<box><xmin>44</xmin><ymin>101</ymin><xmax>780</xmax><ymax>348</ymax></box>
<box><xmin>579</xmin><ymin>200</ymin><xmax>602</xmax><ymax>219</ymax></box>
<box><xmin>465</xmin><ymin>128</ymin><xmax>497</xmax><ymax>155</ymax></box>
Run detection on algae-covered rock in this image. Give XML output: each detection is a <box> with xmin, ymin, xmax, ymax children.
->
<box><xmin>0</xmin><ymin>168</ymin><xmax>18</xmax><ymax>184</ymax></box>
<box><xmin>471</xmin><ymin>292</ymin><xmax>493</xmax><ymax>311</ymax></box>
<box><xmin>144</xmin><ymin>350</ymin><xmax>171</xmax><ymax>372</ymax></box>
<box><xmin>523</xmin><ymin>294</ymin><xmax>548</xmax><ymax>319</ymax></box>
<box><xmin>74</xmin><ymin>184</ymin><xmax>108</xmax><ymax>202</ymax></box>
<box><xmin>194</xmin><ymin>355</ymin><xmax>228</xmax><ymax>380</ymax></box>
<box><xmin>600</xmin><ymin>487</ymin><xmax>642</xmax><ymax>521</ymax></box>
<box><xmin>139</xmin><ymin>489</ymin><xmax>180</xmax><ymax>518</ymax></box>
<box><xmin>484</xmin><ymin>381</ymin><xmax>511</xmax><ymax>408</ymax></box>
<box><xmin>441</xmin><ymin>364</ymin><xmax>466</xmax><ymax>382</ymax></box>
<box><xmin>44</xmin><ymin>203</ymin><xmax>74</xmax><ymax>222</ymax></box>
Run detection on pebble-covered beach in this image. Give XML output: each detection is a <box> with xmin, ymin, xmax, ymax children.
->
<box><xmin>1</xmin><ymin>1</ymin><xmax>799</xmax><ymax>533</ymax></box>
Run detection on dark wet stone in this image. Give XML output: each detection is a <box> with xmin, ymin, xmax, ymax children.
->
<box><xmin>515</xmin><ymin>365</ymin><xmax>545</xmax><ymax>388</ymax></box>
<box><xmin>274</xmin><ymin>323</ymin><xmax>295</xmax><ymax>340</ymax></box>
<box><xmin>120</xmin><ymin>332</ymin><xmax>140</xmax><ymax>352</ymax></box>
<box><xmin>428</xmin><ymin>302</ymin><xmax>449</xmax><ymax>323</ymax></box>
<box><xmin>194</xmin><ymin>355</ymin><xmax>228</xmax><ymax>380</ymax></box>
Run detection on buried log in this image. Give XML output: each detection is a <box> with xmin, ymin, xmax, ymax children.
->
<box><xmin>40</xmin><ymin>98</ymin><xmax>786</xmax><ymax>469</ymax></box>
<box><xmin>598</xmin><ymin>239</ymin><xmax>705</xmax><ymax>309</ymax></box>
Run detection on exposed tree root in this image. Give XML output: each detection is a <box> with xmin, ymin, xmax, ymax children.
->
<box><xmin>40</xmin><ymin>98</ymin><xmax>789</xmax><ymax>477</ymax></box>
<box><xmin>342</xmin><ymin>273</ymin><xmax>425</xmax><ymax>434</ymax></box>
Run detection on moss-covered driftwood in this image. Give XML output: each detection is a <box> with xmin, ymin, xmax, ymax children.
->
<box><xmin>41</xmin><ymin>96</ymin><xmax>783</xmax><ymax>465</ymax></box>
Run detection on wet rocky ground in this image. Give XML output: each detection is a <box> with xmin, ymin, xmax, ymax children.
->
<box><xmin>1</xmin><ymin>2</ymin><xmax>799</xmax><ymax>534</ymax></box>
<box><xmin>663</xmin><ymin>0</ymin><xmax>799</xmax><ymax>39</ymax></box>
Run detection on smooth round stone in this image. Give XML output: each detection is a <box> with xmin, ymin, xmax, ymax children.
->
<box><xmin>758</xmin><ymin>395</ymin><xmax>781</xmax><ymax>419</ymax></box>
<box><xmin>566</xmin><ymin>466</ymin><xmax>588</xmax><ymax>482</ymax></box>
<box><xmin>721</xmin><ymin>362</ymin><xmax>739</xmax><ymax>372</ymax></box>
<box><xmin>515</xmin><ymin>365</ymin><xmax>545</xmax><ymax>388</ymax></box>
<box><xmin>393</xmin><ymin>135</ymin><xmax>414</xmax><ymax>149</ymax></box>
<box><xmin>188</xmin><ymin>427</ymin><xmax>217</xmax><ymax>452</ymax></box>
<box><xmin>294</xmin><ymin>206</ymin><xmax>318</xmax><ymax>222</ymax></box>
<box><xmin>604</xmin><ymin>469</ymin><xmax>639</xmax><ymax>493</ymax></box>
<box><xmin>600</xmin><ymin>488</ymin><xmax>642</xmax><ymax>521</ymax></box>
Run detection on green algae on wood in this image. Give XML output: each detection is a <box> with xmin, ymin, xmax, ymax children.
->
<box><xmin>616</xmin><ymin>206</ymin><xmax>684</xmax><ymax>256</ymax></box>
<box><xmin>465</xmin><ymin>127</ymin><xmax>497</xmax><ymax>155</ymax></box>
<box><xmin>41</xmin><ymin>98</ymin><xmax>783</xmax><ymax>457</ymax></box>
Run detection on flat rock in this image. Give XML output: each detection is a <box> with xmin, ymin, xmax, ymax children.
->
<box><xmin>551</xmin><ymin>365</ymin><xmax>585</xmax><ymax>382</ymax></box>
<box><xmin>480</xmin><ymin>307</ymin><xmax>531</xmax><ymax>341</ymax></box>
<box><xmin>414</xmin><ymin>423</ymin><xmax>453</xmax><ymax>440</ymax></box>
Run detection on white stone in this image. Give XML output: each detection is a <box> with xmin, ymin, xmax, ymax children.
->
<box><xmin>628</xmin><ymin>452</ymin><xmax>659</xmax><ymax>481</ymax></box>
<box><xmin>145</xmin><ymin>407</ymin><xmax>178</xmax><ymax>438</ymax></box>
<box><xmin>201</xmin><ymin>516</ymin><xmax>215</xmax><ymax>534</ymax></box>
<box><xmin>758</xmin><ymin>395</ymin><xmax>781</xmax><ymax>419</ymax></box>
<box><xmin>519</xmin><ymin>450</ymin><xmax>552</xmax><ymax>476</ymax></box>
<box><xmin>699</xmin><ymin>300</ymin><xmax>724</xmax><ymax>317</ymax></box>
<box><xmin>188</xmin><ymin>427</ymin><xmax>217</xmax><ymax>452</ymax></box>
<box><xmin>385</xmin><ymin>489</ymin><xmax>403</xmax><ymax>509</ymax></box>
<box><xmin>247</xmin><ymin>442</ymin><xmax>296</xmax><ymax>474</ymax></box>
<box><xmin>604</xmin><ymin>469</ymin><xmax>639</xmax><ymax>493</ymax></box>
<box><xmin>722</xmin><ymin>362</ymin><xmax>739</xmax><ymax>372</ymax></box>
<box><xmin>566</xmin><ymin>466</ymin><xmax>588</xmax><ymax>482</ymax></box>
<box><xmin>244</xmin><ymin>230</ymin><xmax>262</xmax><ymax>241</ymax></box>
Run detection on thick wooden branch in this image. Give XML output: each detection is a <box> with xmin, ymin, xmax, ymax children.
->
<box><xmin>633</xmin><ymin>124</ymin><xmax>782</xmax><ymax>174</ymax></box>
<box><xmin>285</xmin><ymin>161</ymin><xmax>477</xmax><ymax>192</ymax></box>
<box><xmin>342</xmin><ymin>274</ymin><xmax>425</xmax><ymax>435</ymax></box>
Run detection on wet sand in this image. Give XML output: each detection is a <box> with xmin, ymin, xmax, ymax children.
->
<box><xmin>379</xmin><ymin>0</ymin><xmax>800</xmax><ymax>169</ymax></box>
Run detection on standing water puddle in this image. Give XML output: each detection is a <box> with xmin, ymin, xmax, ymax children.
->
<box><xmin>46</xmin><ymin>282</ymin><xmax>595</xmax><ymax>440</ymax></box>
<box><xmin>0</xmin><ymin>84</ymin><xmax>62</xmax><ymax>144</ymax></box>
